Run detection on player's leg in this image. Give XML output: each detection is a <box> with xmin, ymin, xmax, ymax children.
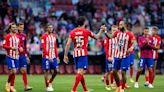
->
<box><xmin>134</xmin><ymin>58</ymin><xmax>145</xmax><ymax>88</ymax></box>
<box><xmin>5</xmin><ymin>56</ymin><xmax>18</xmax><ymax>92</ymax></box>
<box><xmin>19</xmin><ymin>56</ymin><xmax>32</xmax><ymax>91</ymax></box>
<box><xmin>144</xmin><ymin>66</ymin><xmax>149</xmax><ymax>86</ymax></box>
<box><xmin>113</xmin><ymin>58</ymin><xmax>121</xmax><ymax>92</ymax></box>
<box><xmin>129</xmin><ymin>54</ymin><xmax>135</xmax><ymax>83</ymax></box>
<box><xmin>42</xmin><ymin>58</ymin><xmax>51</xmax><ymax>91</ymax></box>
<box><xmin>120</xmin><ymin>58</ymin><xmax>129</xmax><ymax>91</ymax></box>
<box><xmin>152</xmin><ymin>59</ymin><xmax>157</xmax><ymax>84</ymax></box>
<box><xmin>104</xmin><ymin>60</ymin><xmax>111</xmax><ymax>90</ymax></box>
<box><xmin>72</xmin><ymin>56</ymin><xmax>88</xmax><ymax>92</ymax></box>
<box><xmin>147</xmin><ymin>58</ymin><xmax>154</xmax><ymax>88</ymax></box>
<box><xmin>48</xmin><ymin>58</ymin><xmax>59</xmax><ymax>91</ymax></box>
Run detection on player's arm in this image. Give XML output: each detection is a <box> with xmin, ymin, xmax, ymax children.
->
<box><xmin>41</xmin><ymin>36</ymin><xmax>49</xmax><ymax>57</ymax></box>
<box><xmin>138</xmin><ymin>37</ymin><xmax>147</xmax><ymax>49</ymax></box>
<box><xmin>54</xmin><ymin>36</ymin><xmax>60</xmax><ymax>63</ymax></box>
<box><xmin>90</xmin><ymin>25</ymin><xmax>106</xmax><ymax>40</ymax></box>
<box><xmin>147</xmin><ymin>37</ymin><xmax>156</xmax><ymax>49</ymax></box>
<box><xmin>104</xmin><ymin>38</ymin><xmax>109</xmax><ymax>59</ymax></box>
<box><xmin>63</xmin><ymin>37</ymin><xmax>72</xmax><ymax>64</ymax></box>
<box><xmin>155</xmin><ymin>37</ymin><xmax>161</xmax><ymax>50</ymax></box>
<box><xmin>128</xmin><ymin>33</ymin><xmax>137</xmax><ymax>53</ymax></box>
<box><xmin>24</xmin><ymin>35</ymin><xmax>30</xmax><ymax>63</ymax></box>
<box><xmin>3</xmin><ymin>36</ymin><xmax>15</xmax><ymax>50</ymax></box>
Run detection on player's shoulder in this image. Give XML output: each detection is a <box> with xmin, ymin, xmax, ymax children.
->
<box><xmin>5</xmin><ymin>34</ymin><xmax>11</xmax><ymax>38</ymax></box>
<box><xmin>156</xmin><ymin>35</ymin><xmax>161</xmax><ymax>40</ymax></box>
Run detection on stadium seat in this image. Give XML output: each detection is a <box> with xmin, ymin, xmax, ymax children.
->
<box><xmin>65</xmin><ymin>65</ymin><xmax>74</xmax><ymax>74</ymax></box>
<box><xmin>35</xmin><ymin>65</ymin><xmax>42</xmax><ymax>74</ymax></box>
<box><xmin>30</xmin><ymin>65</ymin><xmax>35</xmax><ymax>74</ymax></box>
<box><xmin>58</xmin><ymin>65</ymin><xmax>65</xmax><ymax>74</ymax></box>
<box><xmin>3</xmin><ymin>65</ymin><xmax>8</xmax><ymax>74</ymax></box>
<box><xmin>0</xmin><ymin>65</ymin><xmax>3</xmax><ymax>74</ymax></box>
<box><xmin>94</xmin><ymin>65</ymin><xmax>102</xmax><ymax>74</ymax></box>
<box><xmin>88</xmin><ymin>65</ymin><xmax>95</xmax><ymax>74</ymax></box>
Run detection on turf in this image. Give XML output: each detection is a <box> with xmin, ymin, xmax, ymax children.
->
<box><xmin>0</xmin><ymin>75</ymin><xmax>164</xmax><ymax>92</ymax></box>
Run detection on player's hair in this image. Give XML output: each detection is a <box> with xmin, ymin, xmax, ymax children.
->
<box><xmin>46</xmin><ymin>23</ymin><xmax>53</xmax><ymax>28</ymax></box>
<box><xmin>77</xmin><ymin>16</ymin><xmax>86</xmax><ymax>26</ymax></box>
<box><xmin>8</xmin><ymin>22</ymin><xmax>16</xmax><ymax>31</ymax></box>
<box><xmin>17</xmin><ymin>22</ymin><xmax>24</xmax><ymax>26</ymax></box>
<box><xmin>152</xmin><ymin>26</ymin><xmax>158</xmax><ymax>31</ymax></box>
<box><xmin>144</xmin><ymin>27</ymin><xmax>149</xmax><ymax>30</ymax></box>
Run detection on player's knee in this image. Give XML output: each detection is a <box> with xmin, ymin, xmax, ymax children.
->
<box><xmin>11</xmin><ymin>69</ymin><xmax>17</xmax><ymax>74</ymax></box>
<box><xmin>21</xmin><ymin>68</ymin><xmax>26</xmax><ymax>73</ymax></box>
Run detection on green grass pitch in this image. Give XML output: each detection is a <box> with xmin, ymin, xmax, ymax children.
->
<box><xmin>0</xmin><ymin>75</ymin><xmax>164</xmax><ymax>92</ymax></box>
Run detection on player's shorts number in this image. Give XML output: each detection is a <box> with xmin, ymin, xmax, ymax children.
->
<box><xmin>75</xmin><ymin>36</ymin><xmax>84</xmax><ymax>47</ymax></box>
<box><xmin>11</xmin><ymin>60</ymin><xmax>15</xmax><ymax>68</ymax></box>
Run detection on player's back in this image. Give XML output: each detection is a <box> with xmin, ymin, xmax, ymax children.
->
<box><xmin>69</xmin><ymin>27</ymin><xmax>94</xmax><ymax>57</ymax></box>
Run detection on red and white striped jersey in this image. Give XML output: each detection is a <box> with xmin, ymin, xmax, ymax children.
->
<box><xmin>104</xmin><ymin>37</ymin><xmax>117</xmax><ymax>59</ymax></box>
<box><xmin>3</xmin><ymin>34</ymin><xmax>20</xmax><ymax>59</ymax></box>
<box><xmin>113</xmin><ymin>30</ymin><xmax>134</xmax><ymax>58</ymax></box>
<box><xmin>69</xmin><ymin>27</ymin><xmax>95</xmax><ymax>57</ymax></box>
<box><xmin>153</xmin><ymin>35</ymin><xmax>161</xmax><ymax>59</ymax></box>
<box><xmin>41</xmin><ymin>33</ymin><xmax>58</xmax><ymax>59</ymax></box>
<box><xmin>128</xmin><ymin>31</ymin><xmax>136</xmax><ymax>54</ymax></box>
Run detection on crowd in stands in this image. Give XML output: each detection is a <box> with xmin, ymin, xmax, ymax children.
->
<box><xmin>0</xmin><ymin>0</ymin><xmax>164</xmax><ymax>54</ymax></box>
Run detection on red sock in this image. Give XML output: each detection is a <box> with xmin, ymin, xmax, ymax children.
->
<box><xmin>22</xmin><ymin>73</ymin><xmax>28</xmax><ymax>87</ymax></box>
<box><xmin>122</xmin><ymin>83</ymin><xmax>125</xmax><ymax>89</ymax></box>
<box><xmin>145</xmin><ymin>75</ymin><xmax>149</xmax><ymax>82</ymax></box>
<box><xmin>116</xmin><ymin>80</ymin><xmax>121</xmax><ymax>87</ymax></box>
<box><xmin>110</xmin><ymin>72</ymin><xmax>114</xmax><ymax>84</ymax></box>
<box><xmin>72</xmin><ymin>73</ymin><xmax>82</xmax><ymax>91</ymax></box>
<box><xmin>45</xmin><ymin>78</ymin><xmax>49</xmax><ymax>87</ymax></box>
<box><xmin>105</xmin><ymin>79</ymin><xmax>109</xmax><ymax>85</ymax></box>
<box><xmin>130</xmin><ymin>67</ymin><xmax>133</xmax><ymax>79</ymax></box>
<box><xmin>81</xmin><ymin>75</ymin><xmax>88</xmax><ymax>91</ymax></box>
<box><xmin>149</xmin><ymin>70</ymin><xmax>153</xmax><ymax>84</ymax></box>
<box><xmin>10</xmin><ymin>74</ymin><xmax>15</xmax><ymax>86</ymax></box>
<box><xmin>136</xmin><ymin>71</ymin><xmax>141</xmax><ymax>82</ymax></box>
<box><xmin>8</xmin><ymin>74</ymin><xmax>13</xmax><ymax>83</ymax></box>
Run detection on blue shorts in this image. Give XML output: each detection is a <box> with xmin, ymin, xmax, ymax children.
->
<box><xmin>19</xmin><ymin>56</ymin><xmax>27</xmax><ymax>68</ymax></box>
<box><xmin>138</xmin><ymin>58</ymin><xmax>154</xmax><ymax>68</ymax></box>
<box><xmin>128</xmin><ymin>54</ymin><xmax>134</xmax><ymax>66</ymax></box>
<box><xmin>113</xmin><ymin>57</ymin><xmax>129</xmax><ymax>70</ymax></box>
<box><xmin>105</xmin><ymin>59</ymin><xmax>113</xmax><ymax>72</ymax></box>
<box><xmin>74</xmin><ymin>56</ymin><xmax>88</xmax><ymax>70</ymax></box>
<box><xmin>42</xmin><ymin>58</ymin><xmax>59</xmax><ymax>70</ymax></box>
<box><xmin>6</xmin><ymin>56</ymin><xmax>19</xmax><ymax>70</ymax></box>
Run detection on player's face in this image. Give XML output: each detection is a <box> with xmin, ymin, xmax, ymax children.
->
<box><xmin>119</xmin><ymin>21</ymin><xmax>125</xmax><ymax>31</ymax></box>
<box><xmin>152</xmin><ymin>29</ymin><xmax>157</xmax><ymax>35</ymax></box>
<box><xmin>18</xmin><ymin>25</ymin><xmax>24</xmax><ymax>33</ymax></box>
<box><xmin>111</xmin><ymin>26</ymin><xmax>118</xmax><ymax>33</ymax></box>
<box><xmin>10</xmin><ymin>24</ymin><xmax>17</xmax><ymax>33</ymax></box>
<box><xmin>143</xmin><ymin>29</ymin><xmax>149</xmax><ymax>35</ymax></box>
<box><xmin>47</xmin><ymin>25</ymin><xmax>53</xmax><ymax>33</ymax></box>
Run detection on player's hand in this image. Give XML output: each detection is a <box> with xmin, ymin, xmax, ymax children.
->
<box><xmin>57</xmin><ymin>57</ymin><xmax>60</xmax><ymax>64</ymax></box>
<box><xmin>63</xmin><ymin>55</ymin><xmax>69</xmax><ymax>64</ymax></box>
<box><xmin>26</xmin><ymin>56</ymin><xmax>30</xmax><ymax>64</ymax></box>
<box><xmin>127</xmin><ymin>47</ymin><xmax>133</xmax><ymax>53</ymax></box>
<box><xmin>11</xmin><ymin>47</ymin><xmax>17</xmax><ymax>51</ymax></box>
<box><xmin>108</xmin><ymin>57</ymin><xmax>113</xmax><ymax>62</ymax></box>
<box><xmin>19</xmin><ymin>47</ymin><xmax>24</xmax><ymax>52</ymax></box>
<box><xmin>100</xmin><ymin>25</ymin><xmax>107</xmax><ymax>32</ymax></box>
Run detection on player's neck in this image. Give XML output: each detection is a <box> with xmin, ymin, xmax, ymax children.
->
<box><xmin>10</xmin><ymin>32</ymin><xmax>16</xmax><ymax>35</ymax></box>
<box><xmin>48</xmin><ymin>32</ymin><xmax>52</xmax><ymax>35</ymax></box>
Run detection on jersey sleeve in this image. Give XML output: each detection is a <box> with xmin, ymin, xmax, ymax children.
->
<box><xmin>104</xmin><ymin>38</ymin><xmax>109</xmax><ymax>58</ymax></box>
<box><xmin>86</xmin><ymin>29</ymin><xmax>95</xmax><ymax>38</ymax></box>
<box><xmin>113</xmin><ymin>30</ymin><xmax>119</xmax><ymax>37</ymax></box>
<box><xmin>41</xmin><ymin>35</ymin><xmax>48</xmax><ymax>56</ymax></box>
<box><xmin>157</xmin><ymin>36</ymin><xmax>161</xmax><ymax>46</ymax></box>
<box><xmin>3</xmin><ymin>35</ymin><xmax>11</xmax><ymax>49</ymax></box>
